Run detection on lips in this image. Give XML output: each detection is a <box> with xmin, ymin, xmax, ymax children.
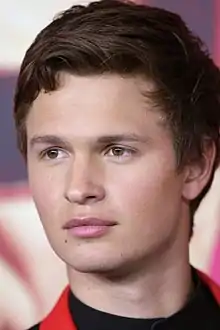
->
<box><xmin>63</xmin><ymin>218</ymin><xmax>117</xmax><ymax>229</ymax></box>
<box><xmin>62</xmin><ymin>217</ymin><xmax>117</xmax><ymax>238</ymax></box>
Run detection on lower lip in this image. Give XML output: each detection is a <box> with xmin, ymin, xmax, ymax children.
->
<box><xmin>67</xmin><ymin>225</ymin><xmax>113</xmax><ymax>238</ymax></box>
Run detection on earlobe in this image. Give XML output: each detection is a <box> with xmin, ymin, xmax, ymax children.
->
<box><xmin>182</xmin><ymin>141</ymin><xmax>216</xmax><ymax>201</ymax></box>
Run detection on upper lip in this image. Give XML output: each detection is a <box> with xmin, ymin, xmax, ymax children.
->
<box><xmin>63</xmin><ymin>217</ymin><xmax>117</xmax><ymax>229</ymax></box>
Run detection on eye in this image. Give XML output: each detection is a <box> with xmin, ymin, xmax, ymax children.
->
<box><xmin>105</xmin><ymin>146</ymin><xmax>134</xmax><ymax>158</ymax></box>
<box><xmin>41</xmin><ymin>148</ymin><xmax>67</xmax><ymax>160</ymax></box>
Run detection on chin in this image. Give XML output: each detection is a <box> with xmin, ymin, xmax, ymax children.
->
<box><xmin>69</xmin><ymin>263</ymin><xmax>114</xmax><ymax>274</ymax></box>
<box><xmin>68</xmin><ymin>255</ymin><xmax>118</xmax><ymax>274</ymax></box>
<box><xmin>50</xmin><ymin>239</ymin><xmax>135</xmax><ymax>277</ymax></box>
<box><xmin>58</xmin><ymin>249</ymin><xmax>123</xmax><ymax>275</ymax></box>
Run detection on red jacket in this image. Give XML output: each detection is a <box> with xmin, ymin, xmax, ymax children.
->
<box><xmin>40</xmin><ymin>271</ymin><xmax>220</xmax><ymax>330</ymax></box>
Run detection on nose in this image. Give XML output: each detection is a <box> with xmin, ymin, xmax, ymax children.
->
<box><xmin>64</xmin><ymin>156</ymin><xmax>105</xmax><ymax>205</ymax></box>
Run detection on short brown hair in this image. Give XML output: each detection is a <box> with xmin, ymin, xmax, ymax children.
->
<box><xmin>14</xmin><ymin>0</ymin><xmax>220</xmax><ymax>216</ymax></box>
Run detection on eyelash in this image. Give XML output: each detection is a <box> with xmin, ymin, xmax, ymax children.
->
<box><xmin>104</xmin><ymin>145</ymin><xmax>136</xmax><ymax>158</ymax></box>
<box><xmin>39</xmin><ymin>147</ymin><xmax>66</xmax><ymax>160</ymax></box>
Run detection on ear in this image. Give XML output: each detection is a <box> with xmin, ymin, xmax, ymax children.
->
<box><xmin>182</xmin><ymin>140</ymin><xmax>216</xmax><ymax>201</ymax></box>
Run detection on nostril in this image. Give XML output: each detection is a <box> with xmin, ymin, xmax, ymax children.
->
<box><xmin>87</xmin><ymin>195</ymin><xmax>97</xmax><ymax>199</ymax></box>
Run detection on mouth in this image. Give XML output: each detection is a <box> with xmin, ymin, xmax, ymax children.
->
<box><xmin>63</xmin><ymin>218</ymin><xmax>117</xmax><ymax>238</ymax></box>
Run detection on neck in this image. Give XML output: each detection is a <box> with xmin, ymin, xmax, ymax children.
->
<box><xmin>67</xmin><ymin>253</ymin><xmax>193</xmax><ymax>319</ymax></box>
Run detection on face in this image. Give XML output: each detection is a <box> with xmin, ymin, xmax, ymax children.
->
<box><xmin>26</xmin><ymin>73</ymin><xmax>192</xmax><ymax>275</ymax></box>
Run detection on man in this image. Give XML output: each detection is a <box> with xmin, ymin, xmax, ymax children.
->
<box><xmin>14</xmin><ymin>0</ymin><xmax>220</xmax><ymax>328</ymax></box>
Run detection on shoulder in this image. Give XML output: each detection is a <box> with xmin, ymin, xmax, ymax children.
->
<box><xmin>198</xmin><ymin>270</ymin><xmax>220</xmax><ymax>304</ymax></box>
<box><xmin>26</xmin><ymin>324</ymin><xmax>40</xmax><ymax>330</ymax></box>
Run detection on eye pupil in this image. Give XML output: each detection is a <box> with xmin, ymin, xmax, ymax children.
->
<box><xmin>47</xmin><ymin>149</ymin><xmax>58</xmax><ymax>159</ymax></box>
<box><xmin>112</xmin><ymin>147</ymin><xmax>124</xmax><ymax>156</ymax></box>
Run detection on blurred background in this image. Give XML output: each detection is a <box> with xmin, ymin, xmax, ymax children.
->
<box><xmin>0</xmin><ymin>0</ymin><xmax>220</xmax><ymax>329</ymax></box>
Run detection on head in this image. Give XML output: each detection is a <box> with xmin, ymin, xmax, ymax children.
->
<box><xmin>14</xmin><ymin>0</ymin><xmax>220</xmax><ymax>276</ymax></box>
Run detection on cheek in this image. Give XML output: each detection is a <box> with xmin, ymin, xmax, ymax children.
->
<box><xmin>28</xmin><ymin>165</ymin><xmax>63</xmax><ymax>222</ymax></box>
<box><xmin>108</xmin><ymin>163</ymin><xmax>182</xmax><ymax>225</ymax></box>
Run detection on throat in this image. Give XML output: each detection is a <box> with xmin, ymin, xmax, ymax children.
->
<box><xmin>67</xmin><ymin>263</ymin><xmax>193</xmax><ymax>319</ymax></box>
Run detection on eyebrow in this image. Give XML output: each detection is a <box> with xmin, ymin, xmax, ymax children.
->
<box><xmin>97</xmin><ymin>134</ymin><xmax>149</xmax><ymax>144</ymax></box>
<box><xmin>29</xmin><ymin>135</ymin><xmax>72</xmax><ymax>150</ymax></box>
<box><xmin>29</xmin><ymin>133</ymin><xmax>149</xmax><ymax>149</ymax></box>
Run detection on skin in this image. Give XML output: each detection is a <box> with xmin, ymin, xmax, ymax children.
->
<box><xmin>26</xmin><ymin>73</ymin><xmax>215</xmax><ymax>318</ymax></box>
<box><xmin>190</xmin><ymin>166</ymin><xmax>220</xmax><ymax>271</ymax></box>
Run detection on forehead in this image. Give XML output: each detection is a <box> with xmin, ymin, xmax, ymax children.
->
<box><xmin>26</xmin><ymin>73</ymin><xmax>167</xmax><ymax>139</ymax></box>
